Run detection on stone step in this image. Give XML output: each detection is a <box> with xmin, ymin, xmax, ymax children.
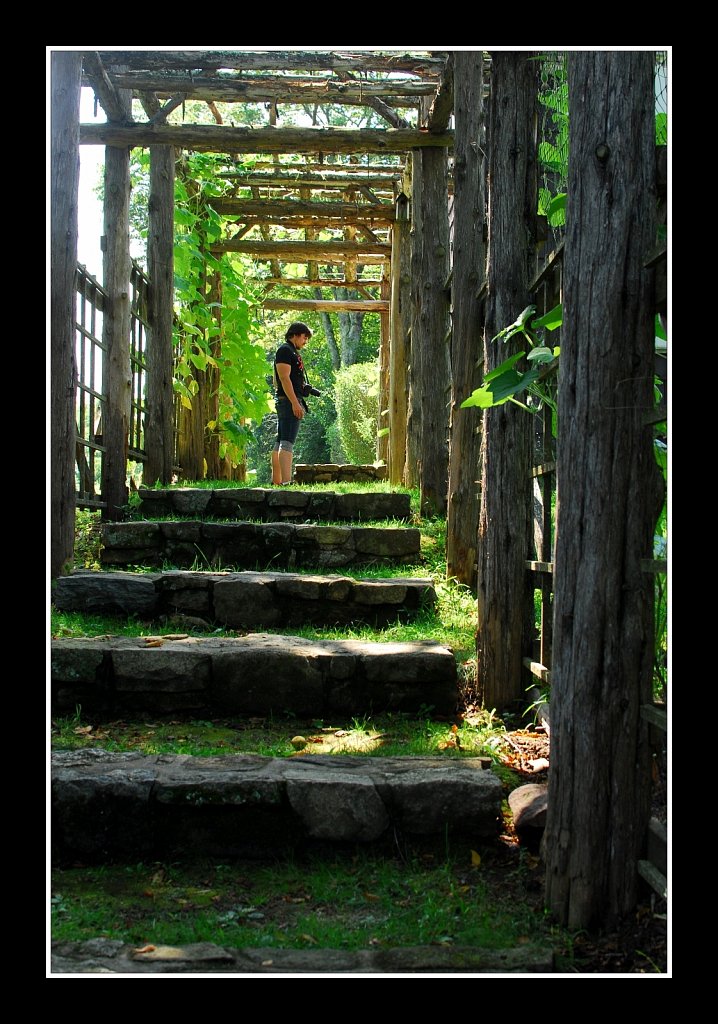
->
<box><xmin>100</xmin><ymin>521</ymin><xmax>421</xmax><ymax>570</ymax></box>
<box><xmin>294</xmin><ymin>464</ymin><xmax>387</xmax><ymax>484</ymax></box>
<box><xmin>53</xmin><ymin>570</ymin><xmax>435</xmax><ymax>629</ymax></box>
<box><xmin>51</xmin><ymin>748</ymin><xmax>502</xmax><ymax>862</ymax></box>
<box><xmin>51</xmin><ymin>938</ymin><xmax>556</xmax><ymax>975</ymax></box>
<box><xmin>51</xmin><ymin>633</ymin><xmax>457</xmax><ymax>717</ymax></box>
<box><xmin>137</xmin><ymin>486</ymin><xmax>409</xmax><ymax>522</ymax></box>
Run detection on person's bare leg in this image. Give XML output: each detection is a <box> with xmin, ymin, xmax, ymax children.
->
<box><xmin>279</xmin><ymin>448</ymin><xmax>293</xmax><ymax>485</ymax></box>
<box><xmin>271</xmin><ymin>449</ymin><xmax>282</xmax><ymax>485</ymax></box>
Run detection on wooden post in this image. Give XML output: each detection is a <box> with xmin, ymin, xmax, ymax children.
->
<box><xmin>100</xmin><ymin>77</ymin><xmax>133</xmax><ymax>520</ymax></box>
<box><xmin>405</xmin><ymin>154</ymin><xmax>420</xmax><ymax>489</ymax></box>
<box><xmin>446</xmin><ymin>51</ymin><xmax>486</xmax><ymax>586</ymax></box>
<box><xmin>410</xmin><ymin>146</ymin><xmax>451</xmax><ymax>516</ymax></box>
<box><xmin>476</xmin><ymin>52</ymin><xmax>537</xmax><ymax>710</ymax></box>
<box><xmin>144</xmin><ymin>145</ymin><xmax>175</xmax><ymax>486</ymax></box>
<box><xmin>377</xmin><ymin>274</ymin><xmax>391</xmax><ymax>466</ymax></box>
<box><xmin>50</xmin><ymin>51</ymin><xmax>82</xmax><ymax>578</ymax></box>
<box><xmin>544</xmin><ymin>52</ymin><xmax>664</xmax><ymax>931</ymax></box>
<box><xmin>388</xmin><ymin>195</ymin><xmax>409</xmax><ymax>485</ymax></box>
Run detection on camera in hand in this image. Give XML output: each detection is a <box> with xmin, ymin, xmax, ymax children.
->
<box><xmin>303</xmin><ymin>384</ymin><xmax>321</xmax><ymax>398</ymax></box>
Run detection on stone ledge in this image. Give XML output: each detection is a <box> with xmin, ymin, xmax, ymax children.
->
<box><xmin>51</xmin><ymin>633</ymin><xmax>458</xmax><ymax>717</ymax></box>
<box><xmin>50</xmin><ymin>937</ymin><xmax>555</xmax><ymax>974</ymax></box>
<box><xmin>137</xmin><ymin>486</ymin><xmax>408</xmax><ymax>522</ymax></box>
<box><xmin>294</xmin><ymin>464</ymin><xmax>388</xmax><ymax>485</ymax></box>
<box><xmin>100</xmin><ymin>521</ymin><xmax>421</xmax><ymax>570</ymax></box>
<box><xmin>51</xmin><ymin>749</ymin><xmax>502</xmax><ymax>861</ymax></box>
<box><xmin>53</xmin><ymin>570</ymin><xmax>436</xmax><ymax>628</ymax></box>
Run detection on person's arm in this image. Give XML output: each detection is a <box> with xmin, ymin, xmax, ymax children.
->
<box><xmin>276</xmin><ymin>361</ymin><xmax>305</xmax><ymax>419</ymax></box>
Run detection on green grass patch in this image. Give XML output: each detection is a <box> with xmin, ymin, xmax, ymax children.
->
<box><xmin>51</xmin><ymin>849</ymin><xmax>560</xmax><ymax>953</ymax></box>
<box><xmin>51</xmin><ymin>706</ymin><xmax>502</xmax><ymax>761</ymax></box>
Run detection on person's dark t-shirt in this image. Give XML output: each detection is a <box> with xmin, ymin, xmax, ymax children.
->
<box><xmin>274</xmin><ymin>341</ymin><xmax>305</xmax><ymax>400</ymax></box>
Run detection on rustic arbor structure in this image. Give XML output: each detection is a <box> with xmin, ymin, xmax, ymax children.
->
<box><xmin>50</xmin><ymin>48</ymin><xmax>668</xmax><ymax>932</ymax></box>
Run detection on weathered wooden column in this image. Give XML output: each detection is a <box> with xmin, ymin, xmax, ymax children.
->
<box><xmin>446</xmin><ymin>51</ymin><xmax>486</xmax><ymax>585</ymax></box>
<box><xmin>410</xmin><ymin>146</ymin><xmax>451</xmax><ymax>515</ymax></box>
<box><xmin>388</xmin><ymin>193</ymin><xmax>409</xmax><ymax>485</ymax></box>
<box><xmin>143</xmin><ymin>144</ymin><xmax>175</xmax><ymax>486</ymax></box>
<box><xmin>544</xmin><ymin>51</ymin><xmax>663</xmax><ymax>931</ymax></box>
<box><xmin>377</xmin><ymin>272</ymin><xmax>391</xmax><ymax>466</ymax></box>
<box><xmin>100</xmin><ymin>80</ymin><xmax>133</xmax><ymax>519</ymax></box>
<box><xmin>476</xmin><ymin>52</ymin><xmax>537</xmax><ymax>710</ymax></box>
<box><xmin>50</xmin><ymin>51</ymin><xmax>82</xmax><ymax>578</ymax></box>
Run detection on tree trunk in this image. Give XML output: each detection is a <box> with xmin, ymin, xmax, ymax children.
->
<box><xmin>446</xmin><ymin>51</ymin><xmax>486</xmax><ymax>586</ymax></box>
<box><xmin>476</xmin><ymin>52</ymin><xmax>537</xmax><ymax>710</ymax></box>
<box><xmin>204</xmin><ymin>270</ymin><xmax>223</xmax><ymax>479</ymax></box>
<box><xmin>144</xmin><ymin>145</ymin><xmax>176</xmax><ymax>486</ymax></box>
<box><xmin>377</xmin><ymin>276</ymin><xmax>391</xmax><ymax>465</ymax></box>
<box><xmin>388</xmin><ymin>210</ymin><xmax>408</xmax><ymax>485</ymax></box>
<box><xmin>50</xmin><ymin>51</ymin><xmax>82</xmax><ymax>578</ymax></box>
<box><xmin>100</xmin><ymin>78</ymin><xmax>133</xmax><ymax>520</ymax></box>
<box><xmin>313</xmin><ymin>288</ymin><xmax>341</xmax><ymax>370</ymax></box>
<box><xmin>544</xmin><ymin>51</ymin><xmax>664</xmax><ymax>932</ymax></box>
<box><xmin>410</xmin><ymin>146</ymin><xmax>451</xmax><ymax>515</ymax></box>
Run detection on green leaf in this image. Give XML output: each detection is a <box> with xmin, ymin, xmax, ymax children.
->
<box><xmin>546</xmin><ymin>193</ymin><xmax>566</xmax><ymax>227</ymax></box>
<box><xmin>492</xmin><ymin>306</ymin><xmax>536</xmax><ymax>344</ymax></box>
<box><xmin>189</xmin><ymin>351</ymin><xmax>208</xmax><ymax>372</ymax></box>
<box><xmin>526</xmin><ymin>347</ymin><xmax>555</xmax><ymax>364</ymax></box>
<box><xmin>531</xmin><ymin>304</ymin><xmax>563</xmax><ymax>331</ymax></box>
<box><xmin>655</xmin><ymin>314</ymin><xmax>667</xmax><ymax>341</ymax></box>
<box><xmin>484</xmin><ymin>351</ymin><xmax>526</xmax><ymax>383</ymax></box>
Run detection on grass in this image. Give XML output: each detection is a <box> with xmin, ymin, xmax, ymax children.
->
<box><xmin>51</xmin><ymin>847</ymin><xmax>560</xmax><ymax>954</ymax></box>
<box><xmin>51</xmin><ymin>705</ymin><xmax>504</xmax><ymax>761</ymax></box>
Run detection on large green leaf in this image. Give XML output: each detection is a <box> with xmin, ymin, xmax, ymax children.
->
<box><xmin>532</xmin><ymin>304</ymin><xmax>563</xmax><ymax>331</ymax></box>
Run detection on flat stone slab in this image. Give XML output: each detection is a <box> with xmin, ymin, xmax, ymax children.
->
<box><xmin>100</xmin><ymin>520</ymin><xmax>421</xmax><ymax>570</ymax></box>
<box><xmin>51</xmin><ymin>748</ymin><xmax>503</xmax><ymax>861</ymax></box>
<box><xmin>51</xmin><ymin>937</ymin><xmax>555</xmax><ymax>974</ymax></box>
<box><xmin>53</xmin><ymin>570</ymin><xmax>435</xmax><ymax>628</ymax></box>
<box><xmin>294</xmin><ymin>464</ymin><xmax>388</xmax><ymax>485</ymax></box>
<box><xmin>51</xmin><ymin>633</ymin><xmax>458</xmax><ymax>717</ymax></box>
<box><xmin>137</xmin><ymin>486</ymin><xmax>408</xmax><ymax>522</ymax></box>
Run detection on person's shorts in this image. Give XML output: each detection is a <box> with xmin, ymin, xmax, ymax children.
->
<box><xmin>276</xmin><ymin>396</ymin><xmax>301</xmax><ymax>444</ymax></box>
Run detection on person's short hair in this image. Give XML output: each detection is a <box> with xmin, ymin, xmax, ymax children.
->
<box><xmin>286</xmin><ymin>322</ymin><xmax>312</xmax><ymax>341</ymax></box>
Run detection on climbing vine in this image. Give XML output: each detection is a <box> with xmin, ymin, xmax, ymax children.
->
<box><xmin>172</xmin><ymin>152</ymin><xmax>272</xmax><ymax>467</ymax></box>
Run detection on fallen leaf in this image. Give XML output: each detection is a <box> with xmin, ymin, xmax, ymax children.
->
<box><xmin>364</xmin><ymin>892</ymin><xmax>380</xmax><ymax>902</ymax></box>
<box><xmin>470</xmin><ymin>850</ymin><xmax>482</xmax><ymax>868</ymax></box>
<box><xmin>73</xmin><ymin>725</ymin><xmax>93</xmax><ymax>735</ymax></box>
<box><xmin>300</xmin><ymin>933</ymin><xmax>318</xmax><ymax>945</ymax></box>
<box><xmin>261</xmin><ymin>960</ymin><xmax>274</xmax><ymax>966</ymax></box>
<box><xmin>144</xmin><ymin>639</ymin><xmax>163</xmax><ymax>648</ymax></box>
<box><xmin>163</xmin><ymin>633</ymin><xmax>189</xmax><ymax>640</ymax></box>
<box><xmin>133</xmin><ymin>944</ymin><xmax>156</xmax><ymax>954</ymax></box>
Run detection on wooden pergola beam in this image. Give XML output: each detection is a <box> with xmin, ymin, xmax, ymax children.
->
<box><xmin>220</xmin><ymin>174</ymin><xmax>401</xmax><ymax>190</ymax></box>
<box><xmin>92</xmin><ymin>72</ymin><xmax>435</xmax><ymax>106</ymax></box>
<box><xmin>82</xmin><ymin>52</ymin><xmax>131</xmax><ymax>123</ymax></box>
<box><xmin>79</xmin><ymin>123</ymin><xmax>453</xmax><ymax>154</ymax></box>
<box><xmin>212</xmin><ymin>199</ymin><xmax>395</xmax><ymax>221</ymax></box>
<box><xmin>212</xmin><ymin>239</ymin><xmax>390</xmax><ymax>263</ymax></box>
<box><xmin>261</xmin><ymin>276</ymin><xmax>382</xmax><ymax>288</ymax></box>
<box><xmin>96</xmin><ymin>51</ymin><xmax>446</xmax><ymax>76</ymax></box>
<box><xmin>263</xmin><ymin>298</ymin><xmax>389</xmax><ymax>312</ymax></box>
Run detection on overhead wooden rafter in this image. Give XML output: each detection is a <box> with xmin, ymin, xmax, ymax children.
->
<box><xmin>80</xmin><ymin>49</ymin><xmax>452</xmax><ymax>298</ymax></box>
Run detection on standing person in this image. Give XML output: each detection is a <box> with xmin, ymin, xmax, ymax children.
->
<box><xmin>271</xmin><ymin>322</ymin><xmax>313</xmax><ymax>485</ymax></box>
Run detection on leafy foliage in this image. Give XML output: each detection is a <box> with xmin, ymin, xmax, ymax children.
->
<box><xmin>334</xmin><ymin>362</ymin><xmax>380</xmax><ymax>464</ymax></box>
<box><xmin>461</xmin><ymin>305</ymin><xmax>560</xmax><ymax>424</ymax></box>
<box><xmin>172</xmin><ymin>153</ymin><xmax>273</xmax><ymax>467</ymax></box>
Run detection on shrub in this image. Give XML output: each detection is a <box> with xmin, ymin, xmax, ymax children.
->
<box><xmin>334</xmin><ymin>362</ymin><xmax>379</xmax><ymax>465</ymax></box>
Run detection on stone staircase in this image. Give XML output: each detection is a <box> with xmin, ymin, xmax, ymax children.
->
<box><xmin>49</xmin><ymin>480</ymin><xmax>539</xmax><ymax>974</ymax></box>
